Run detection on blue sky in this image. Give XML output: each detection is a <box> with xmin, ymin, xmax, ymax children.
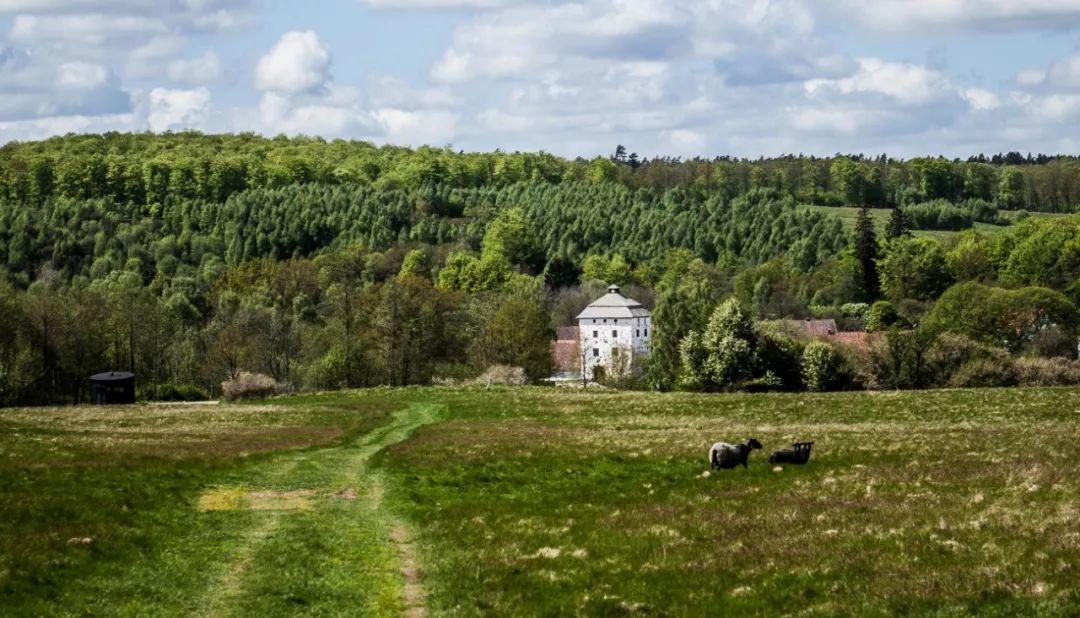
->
<box><xmin>1</xmin><ymin>1</ymin><xmax>1079</xmax><ymax>158</ymax></box>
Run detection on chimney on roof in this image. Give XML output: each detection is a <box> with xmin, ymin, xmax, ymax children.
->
<box><xmin>608</xmin><ymin>285</ymin><xmax>621</xmax><ymax>295</ymax></box>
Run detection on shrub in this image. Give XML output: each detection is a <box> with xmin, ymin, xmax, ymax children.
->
<box><xmin>866</xmin><ymin>301</ymin><xmax>903</xmax><ymax>332</ymax></box>
<box><xmin>802</xmin><ymin>341</ymin><xmax>844</xmax><ymax>392</ymax></box>
<box><xmin>754</xmin><ymin>323</ymin><xmax>804</xmax><ymax>391</ymax></box>
<box><xmin>840</xmin><ymin>302</ymin><xmax>870</xmax><ymax>321</ymax></box>
<box><xmin>1013</xmin><ymin>357</ymin><xmax>1080</xmax><ymax>387</ymax></box>
<box><xmin>903</xmin><ymin>200</ymin><xmax>973</xmax><ymax>231</ymax></box>
<box><xmin>153</xmin><ymin>383</ymin><xmax>211</xmax><ymax>402</ymax></box>
<box><xmin>471</xmin><ymin>365</ymin><xmax>526</xmax><ymax>386</ymax></box>
<box><xmin>221</xmin><ymin>371</ymin><xmax>286</xmax><ymax>401</ymax></box>
<box><xmin>926</xmin><ymin>334</ymin><xmax>1007</xmax><ymax>387</ymax></box>
<box><xmin>1023</xmin><ymin>325</ymin><xmax>1078</xmax><ymax>359</ymax></box>
<box><xmin>958</xmin><ymin>198</ymin><xmax>1003</xmax><ymax>225</ymax></box>
<box><xmin>948</xmin><ymin>358</ymin><xmax>1016</xmax><ymax>388</ymax></box>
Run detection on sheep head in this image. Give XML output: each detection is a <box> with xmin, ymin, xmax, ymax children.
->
<box><xmin>747</xmin><ymin>438</ymin><xmax>763</xmax><ymax>450</ymax></box>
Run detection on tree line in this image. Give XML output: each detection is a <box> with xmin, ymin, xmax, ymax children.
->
<box><xmin>1</xmin><ymin>133</ymin><xmax>1078</xmax><ymax>212</ymax></box>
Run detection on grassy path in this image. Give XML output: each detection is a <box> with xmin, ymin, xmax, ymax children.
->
<box><xmin>193</xmin><ymin>402</ymin><xmax>441</xmax><ymax>617</ymax></box>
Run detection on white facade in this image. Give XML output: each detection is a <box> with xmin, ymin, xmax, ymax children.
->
<box><xmin>576</xmin><ymin>285</ymin><xmax>651</xmax><ymax>381</ymax></box>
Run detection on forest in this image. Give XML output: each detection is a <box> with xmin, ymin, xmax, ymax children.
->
<box><xmin>2</xmin><ymin>132</ymin><xmax>1080</xmax><ymax>405</ymax></box>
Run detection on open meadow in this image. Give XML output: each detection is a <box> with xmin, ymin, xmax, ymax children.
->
<box><xmin>3</xmin><ymin>387</ymin><xmax>1080</xmax><ymax>616</ymax></box>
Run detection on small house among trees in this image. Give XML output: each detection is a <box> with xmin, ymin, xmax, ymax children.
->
<box><xmin>576</xmin><ymin>285</ymin><xmax>652</xmax><ymax>381</ymax></box>
<box><xmin>90</xmin><ymin>371</ymin><xmax>136</xmax><ymax>405</ymax></box>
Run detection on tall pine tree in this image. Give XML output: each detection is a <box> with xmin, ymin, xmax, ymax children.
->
<box><xmin>855</xmin><ymin>207</ymin><xmax>881</xmax><ymax>300</ymax></box>
<box><xmin>885</xmin><ymin>207</ymin><xmax>910</xmax><ymax>241</ymax></box>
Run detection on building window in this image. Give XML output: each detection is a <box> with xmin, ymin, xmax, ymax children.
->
<box><xmin>593</xmin><ymin>348</ymin><xmax>599</xmax><ymax>358</ymax></box>
<box><xmin>645</xmin><ymin>329</ymin><xmax>649</xmax><ymax>337</ymax></box>
<box><xmin>593</xmin><ymin>330</ymin><xmax>598</xmax><ymax>338</ymax></box>
<box><xmin>612</xmin><ymin>330</ymin><xmax>618</xmax><ymax>338</ymax></box>
<box><xmin>636</xmin><ymin>329</ymin><xmax>640</xmax><ymax>337</ymax></box>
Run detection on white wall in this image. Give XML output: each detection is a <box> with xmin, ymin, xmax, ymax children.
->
<box><xmin>577</xmin><ymin>315</ymin><xmax>651</xmax><ymax>380</ymax></box>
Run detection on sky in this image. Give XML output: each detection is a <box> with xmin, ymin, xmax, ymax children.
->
<box><xmin>0</xmin><ymin>1</ymin><xmax>1079</xmax><ymax>158</ymax></box>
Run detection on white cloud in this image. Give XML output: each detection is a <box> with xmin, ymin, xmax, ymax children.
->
<box><xmin>367</xmin><ymin>75</ymin><xmax>460</xmax><ymax>109</ymax></box>
<box><xmin>0</xmin><ymin>111</ymin><xmax>139</xmax><ymax>142</ymax></box>
<box><xmin>431</xmin><ymin>0</ymin><xmax>692</xmax><ymax>83</ymax></box>
<box><xmin>963</xmin><ymin>88</ymin><xmax>1001</xmax><ymax>111</ymax></box>
<box><xmin>147</xmin><ymin>86</ymin><xmax>211</xmax><ymax>132</ymax></box>
<box><xmin>1046</xmin><ymin>54</ymin><xmax>1080</xmax><ymax>91</ymax></box>
<box><xmin>56</xmin><ymin>61</ymin><xmax>108</xmax><ymax>89</ymax></box>
<box><xmin>363</xmin><ymin>0</ymin><xmax>509</xmax><ymax>6</ymax></box>
<box><xmin>1016</xmin><ymin>69</ymin><xmax>1047</xmax><ymax>87</ymax></box>
<box><xmin>834</xmin><ymin>0</ymin><xmax>1080</xmax><ymax>33</ymax></box>
<box><xmin>255</xmin><ymin>31</ymin><xmax>330</xmax><ymax>95</ymax></box>
<box><xmin>10</xmin><ymin>14</ymin><xmax>167</xmax><ymax>48</ymax></box>
<box><xmin>372</xmin><ymin>108</ymin><xmax>458</xmax><ymax>145</ymax></box>
<box><xmin>167</xmin><ymin>52</ymin><xmax>224</xmax><ymax>84</ymax></box>
<box><xmin>252</xmin><ymin>91</ymin><xmax>373</xmax><ymax>137</ymax></box>
<box><xmin>658</xmin><ymin>128</ymin><xmax>706</xmax><ymax>155</ymax></box>
<box><xmin>1031</xmin><ymin>93</ymin><xmax>1080</xmax><ymax>122</ymax></box>
<box><xmin>0</xmin><ymin>47</ymin><xmax>130</xmax><ymax>120</ymax></box>
<box><xmin>805</xmin><ymin>58</ymin><xmax>954</xmax><ymax>105</ymax></box>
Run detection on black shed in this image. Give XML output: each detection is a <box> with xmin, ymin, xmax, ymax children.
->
<box><xmin>90</xmin><ymin>371</ymin><xmax>136</xmax><ymax>405</ymax></box>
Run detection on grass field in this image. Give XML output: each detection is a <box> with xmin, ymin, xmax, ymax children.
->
<box><xmin>4</xmin><ymin>387</ymin><xmax>1080</xmax><ymax>615</ymax></box>
<box><xmin>803</xmin><ymin>205</ymin><xmax>1068</xmax><ymax>242</ymax></box>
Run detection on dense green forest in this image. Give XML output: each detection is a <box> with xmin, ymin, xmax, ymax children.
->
<box><xmin>2</xmin><ymin>132</ymin><xmax>1078</xmax><ymax>211</ymax></box>
<box><xmin>1</xmin><ymin>132</ymin><xmax>1080</xmax><ymax>405</ymax></box>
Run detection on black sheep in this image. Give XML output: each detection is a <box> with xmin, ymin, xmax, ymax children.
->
<box><xmin>708</xmin><ymin>438</ymin><xmax>763</xmax><ymax>470</ymax></box>
<box><xmin>768</xmin><ymin>441</ymin><xmax>814</xmax><ymax>465</ymax></box>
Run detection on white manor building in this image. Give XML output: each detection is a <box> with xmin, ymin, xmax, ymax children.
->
<box><xmin>576</xmin><ymin>285</ymin><xmax>652</xmax><ymax>381</ymax></box>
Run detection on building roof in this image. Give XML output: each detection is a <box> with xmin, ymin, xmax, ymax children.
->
<box><xmin>830</xmin><ymin>331</ymin><xmax>875</xmax><ymax>351</ymax></box>
<box><xmin>783</xmin><ymin>319</ymin><xmax>838</xmax><ymax>338</ymax></box>
<box><xmin>90</xmin><ymin>371</ymin><xmax>135</xmax><ymax>382</ymax></box>
<box><xmin>576</xmin><ymin>285</ymin><xmax>651</xmax><ymax>320</ymax></box>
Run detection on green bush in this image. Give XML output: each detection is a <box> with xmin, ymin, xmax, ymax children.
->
<box><xmin>801</xmin><ymin>341</ymin><xmax>844</xmax><ymax>392</ymax></box>
<box><xmin>903</xmin><ymin>200</ymin><xmax>973</xmax><ymax>231</ymax></box>
<box><xmin>753</xmin><ymin>323</ymin><xmax>804</xmax><ymax>391</ymax></box>
<box><xmin>866</xmin><ymin>301</ymin><xmax>903</xmax><ymax>332</ymax></box>
<box><xmin>155</xmin><ymin>383</ymin><xmax>211</xmax><ymax>401</ymax></box>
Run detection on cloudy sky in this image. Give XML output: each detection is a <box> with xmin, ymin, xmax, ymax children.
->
<box><xmin>1</xmin><ymin>1</ymin><xmax>1079</xmax><ymax>158</ymax></box>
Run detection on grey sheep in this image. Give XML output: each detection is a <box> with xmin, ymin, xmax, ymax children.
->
<box><xmin>708</xmin><ymin>438</ymin><xmax>763</xmax><ymax>470</ymax></box>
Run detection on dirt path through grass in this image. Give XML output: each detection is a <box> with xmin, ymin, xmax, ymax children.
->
<box><xmin>194</xmin><ymin>402</ymin><xmax>441</xmax><ymax>617</ymax></box>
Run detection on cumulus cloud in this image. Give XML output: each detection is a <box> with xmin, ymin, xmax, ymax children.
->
<box><xmin>255</xmin><ymin>31</ymin><xmax>331</xmax><ymax>95</ymax></box>
<box><xmin>147</xmin><ymin>86</ymin><xmax>211</xmax><ymax>132</ymax></box>
<box><xmin>431</xmin><ymin>1</ymin><xmax>692</xmax><ymax>83</ymax></box>
<box><xmin>805</xmin><ymin>58</ymin><xmax>956</xmax><ymax>105</ymax></box>
<box><xmin>372</xmin><ymin>108</ymin><xmax>458</xmax><ymax>145</ymax></box>
<box><xmin>0</xmin><ymin>47</ymin><xmax>130</xmax><ymax>121</ymax></box>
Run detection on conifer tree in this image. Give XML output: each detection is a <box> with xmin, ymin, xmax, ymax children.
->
<box><xmin>885</xmin><ymin>207</ymin><xmax>910</xmax><ymax>241</ymax></box>
<box><xmin>854</xmin><ymin>207</ymin><xmax>880</xmax><ymax>300</ymax></box>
